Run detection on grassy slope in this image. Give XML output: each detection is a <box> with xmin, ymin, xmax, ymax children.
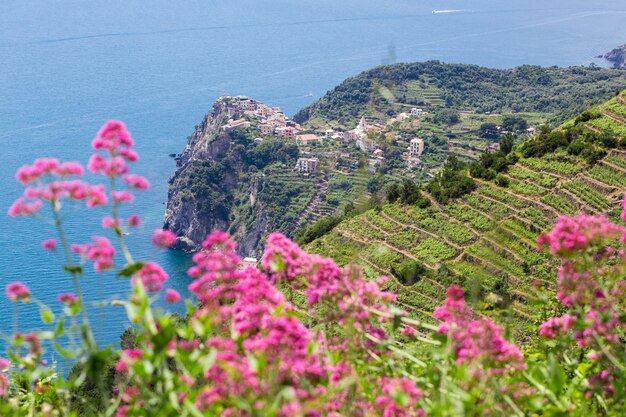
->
<box><xmin>305</xmin><ymin>90</ymin><xmax>626</xmax><ymax>335</ymax></box>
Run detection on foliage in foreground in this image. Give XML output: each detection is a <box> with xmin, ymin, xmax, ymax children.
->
<box><xmin>2</xmin><ymin>121</ymin><xmax>626</xmax><ymax>416</ymax></box>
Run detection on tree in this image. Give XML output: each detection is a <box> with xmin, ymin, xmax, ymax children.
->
<box><xmin>433</xmin><ymin>108</ymin><xmax>460</xmax><ymax>125</ymax></box>
<box><xmin>500</xmin><ymin>133</ymin><xmax>514</xmax><ymax>155</ymax></box>
<box><xmin>386</xmin><ymin>183</ymin><xmax>400</xmax><ymax>203</ymax></box>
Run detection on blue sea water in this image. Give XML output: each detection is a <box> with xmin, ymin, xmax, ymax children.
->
<box><xmin>1</xmin><ymin>0</ymin><xmax>625</xmax><ymax>350</ymax></box>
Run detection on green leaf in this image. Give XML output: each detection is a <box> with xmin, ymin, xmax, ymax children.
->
<box><xmin>52</xmin><ymin>341</ymin><xmax>76</xmax><ymax>358</ymax></box>
<box><xmin>64</xmin><ymin>265</ymin><xmax>83</xmax><ymax>274</ymax></box>
<box><xmin>54</xmin><ymin>316</ymin><xmax>65</xmax><ymax>337</ymax></box>
<box><xmin>40</xmin><ymin>306</ymin><xmax>55</xmax><ymax>324</ymax></box>
<box><xmin>118</xmin><ymin>262</ymin><xmax>145</xmax><ymax>277</ymax></box>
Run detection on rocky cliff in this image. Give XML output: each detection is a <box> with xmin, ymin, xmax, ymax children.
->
<box><xmin>604</xmin><ymin>45</ymin><xmax>626</xmax><ymax>70</ymax></box>
<box><xmin>163</xmin><ymin>97</ymin><xmax>309</xmax><ymax>256</ymax></box>
<box><xmin>163</xmin><ymin>98</ymin><xmax>266</xmax><ymax>255</ymax></box>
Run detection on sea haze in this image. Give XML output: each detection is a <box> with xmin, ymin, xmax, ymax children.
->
<box><xmin>0</xmin><ymin>0</ymin><xmax>625</xmax><ymax>348</ymax></box>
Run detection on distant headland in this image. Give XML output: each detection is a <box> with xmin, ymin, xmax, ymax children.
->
<box><xmin>604</xmin><ymin>44</ymin><xmax>626</xmax><ymax>70</ymax></box>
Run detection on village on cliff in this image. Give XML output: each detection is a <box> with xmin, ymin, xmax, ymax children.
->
<box><xmin>219</xmin><ymin>95</ymin><xmax>429</xmax><ymax>176</ymax></box>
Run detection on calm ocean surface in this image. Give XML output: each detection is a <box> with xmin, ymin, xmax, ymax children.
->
<box><xmin>1</xmin><ymin>0</ymin><xmax>625</xmax><ymax>348</ymax></box>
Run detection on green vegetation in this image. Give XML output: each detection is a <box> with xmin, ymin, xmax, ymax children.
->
<box><xmin>294</xmin><ymin>62</ymin><xmax>626</xmax><ymax>127</ymax></box>
<box><xmin>304</xmin><ymin>89</ymin><xmax>626</xmax><ymax>331</ymax></box>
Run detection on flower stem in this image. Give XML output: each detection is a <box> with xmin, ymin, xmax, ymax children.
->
<box><xmin>52</xmin><ymin>201</ymin><xmax>96</xmax><ymax>352</ymax></box>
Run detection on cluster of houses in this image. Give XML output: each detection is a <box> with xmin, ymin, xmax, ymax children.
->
<box><xmin>222</xmin><ymin>96</ymin><xmax>301</xmax><ymax>139</ymax></box>
<box><xmin>220</xmin><ymin>96</ymin><xmax>435</xmax><ymax>174</ymax></box>
<box><xmin>220</xmin><ymin>96</ymin><xmax>392</xmax><ymax>159</ymax></box>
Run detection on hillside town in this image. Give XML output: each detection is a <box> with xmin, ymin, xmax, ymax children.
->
<box><xmin>219</xmin><ymin>95</ymin><xmax>437</xmax><ymax>175</ymax></box>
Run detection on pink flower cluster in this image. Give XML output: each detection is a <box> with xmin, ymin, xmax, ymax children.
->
<box><xmin>537</xmin><ymin>203</ymin><xmax>626</xmax><ymax>398</ymax></box>
<box><xmin>374</xmin><ymin>377</ymin><xmax>425</xmax><ymax>417</ymax></box>
<box><xmin>151</xmin><ymin>229</ymin><xmax>176</xmax><ymax>248</ymax></box>
<box><xmin>537</xmin><ymin>214</ymin><xmax>626</xmax><ymax>256</ymax></box>
<box><xmin>87</xmin><ymin>121</ymin><xmax>149</xmax><ymax>212</ymax></box>
<box><xmin>261</xmin><ymin>233</ymin><xmax>396</xmax><ymax>345</ymax></box>
<box><xmin>117</xmin><ymin>232</ymin><xmax>413</xmax><ymax>416</ymax></box>
<box><xmin>6</xmin><ymin>282</ymin><xmax>31</xmax><ymax>302</ymax></box>
<box><xmin>0</xmin><ymin>356</ymin><xmax>8</xmax><ymax>396</ymax></box>
<box><xmin>72</xmin><ymin>236</ymin><xmax>116</xmax><ymax>272</ymax></box>
<box><xmin>433</xmin><ymin>286</ymin><xmax>525</xmax><ymax>375</ymax></box>
<box><xmin>538</xmin><ymin>314</ymin><xmax>576</xmax><ymax>339</ymax></box>
<box><xmin>15</xmin><ymin>158</ymin><xmax>83</xmax><ymax>185</ymax></box>
<box><xmin>9</xmin><ymin>158</ymin><xmax>108</xmax><ymax>217</ymax></box>
<box><xmin>115</xmin><ymin>349</ymin><xmax>143</xmax><ymax>373</ymax></box>
<box><xmin>119</xmin><ymin>232</ymin><xmax>332</xmax><ymax>414</ymax></box>
<box><xmin>131</xmin><ymin>262</ymin><xmax>169</xmax><ymax>293</ymax></box>
<box><xmin>88</xmin><ymin>121</ymin><xmax>137</xmax><ymax>178</ymax></box>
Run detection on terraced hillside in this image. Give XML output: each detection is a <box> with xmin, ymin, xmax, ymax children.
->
<box><xmin>306</xmin><ymin>91</ymin><xmax>626</xmax><ymax>334</ymax></box>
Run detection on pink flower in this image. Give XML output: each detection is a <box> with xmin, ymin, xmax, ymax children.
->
<box><xmin>0</xmin><ymin>357</ymin><xmax>10</xmax><ymax>371</ymax></box>
<box><xmin>55</xmin><ymin>161</ymin><xmax>84</xmax><ymax>176</ymax></box>
<box><xmin>58</xmin><ymin>293</ymin><xmax>77</xmax><ymax>305</ymax></box>
<box><xmin>115</xmin><ymin>349</ymin><xmax>143</xmax><ymax>373</ymax></box>
<box><xmin>119</xmin><ymin>148</ymin><xmax>138</xmax><ymax>162</ymax></box>
<box><xmin>42</xmin><ymin>238</ymin><xmax>57</xmax><ymax>251</ymax></box>
<box><xmin>6</xmin><ymin>282</ymin><xmax>31</xmax><ymax>301</ymax></box>
<box><xmin>75</xmin><ymin>236</ymin><xmax>115</xmax><ymax>272</ymax></box>
<box><xmin>112</xmin><ymin>190</ymin><xmax>134</xmax><ymax>203</ymax></box>
<box><xmin>102</xmin><ymin>216</ymin><xmax>120</xmax><ymax>229</ymax></box>
<box><xmin>538</xmin><ymin>314</ymin><xmax>576</xmax><ymax>339</ymax></box>
<box><xmin>132</xmin><ymin>262</ymin><xmax>169</xmax><ymax>292</ymax></box>
<box><xmin>92</xmin><ymin>121</ymin><xmax>134</xmax><ymax>151</ymax></box>
<box><xmin>152</xmin><ymin>229</ymin><xmax>177</xmax><ymax>248</ymax></box>
<box><xmin>127</xmin><ymin>215</ymin><xmax>140</xmax><ymax>227</ymax></box>
<box><xmin>115</xmin><ymin>405</ymin><xmax>129</xmax><ymax>417</ymax></box>
<box><xmin>86</xmin><ymin>184</ymin><xmax>107</xmax><ymax>207</ymax></box>
<box><xmin>164</xmin><ymin>289</ymin><xmax>181</xmax><ymax>304</ymax></box>
<box><xmin>538</xmin><ymin>214</ymin><xmax>626</xmax><ymax>256</ymax></box>
<box><xmin>123</xmin><ymin>174</ymin><xmax>150</xmax><ymax>190</ymax></box>
<box><xmin>433</xmin><ymin>286</ymin><xmax>525</xmax><ymax>374</ymax></box>
<box><xmin>8</xmin><ymin>198</ymin><xmax>42</xmax><ymax>217</ymax></box>
<box><xmin>374</xmin><ymin>377</ymin><xmax>424</xmax><ymax>417</ymax></box>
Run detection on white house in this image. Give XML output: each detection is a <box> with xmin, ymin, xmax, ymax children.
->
<box><xmin>408</xmin><ymin>138</ymin><xmax>424</xmax><ymax>156</ymax></box>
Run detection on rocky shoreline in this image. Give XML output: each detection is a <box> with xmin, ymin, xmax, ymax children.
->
<box><xmin>604</xmin><ymin>44</ymin><xmax>626</xmax><ymax>70</ymax></box>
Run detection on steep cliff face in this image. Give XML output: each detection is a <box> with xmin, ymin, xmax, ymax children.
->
<box><xmin>163</xmin><ymin>98</ymin><xmax>267</xmax><ymax>255</ymax></box>
<box><xmin>163</xmin><ymin>97</ymin><xmax>308</xmax><ymax>256</ymax></box>
<box><xmin>163</xmin><ymin>99</ymin><xmax>231</xmax><ymax>252</ymax></box>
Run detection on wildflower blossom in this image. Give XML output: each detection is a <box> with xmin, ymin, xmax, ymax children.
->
<box><xmin>132</xmin><ymin>262</ymin><xmax>169</xmax><ymax>292</ymax></box>
<box><xmin>6</xmin><ymin>282</ymin><xmax>31</xmax><ymax>301</ymax></box>
<box><xmin>434</xmin><ymin>286</ymin><xmax>525</xmax><ymax>374</ymax></box>
<box><xmin>8</xmin><ymin>198</ymin><xmax>42</xmax><ymax>217</ymax></box>
<box><xmin>112</xmin><ymin>190</ymin><xmax>134</xmax><ymax>203</ymax></box>
<box><xmin>123</xmin><ymin>174</ymin><xmax>150</xmax><ymax>190</ymax></box>
<box><xmin>127</xmin><ymin>215</ymin><xmax>141</xmax><ymax>227</ymax></box>
<box><xmin>164</xmin><ymin>288</ymin><xmax>180</xmax><ymax>304</ymax></box>
<box><xmin>73</xmin><ymin>236</ymin><xmax>115</xmax><ymax>271</ymax></box>
<box><xmin>115</xmin><ymin>349</ymin><xmax>143</xmax><ymax>373</ymax></box>
<box><xmin>42</xmin><ymin>238</ymin><xmax>57</xmax><ymax>251</ymax></box>
<box><xmin>152</xmin><ymin>229</ymin><xmax>177</xmax><ymax>248</ymax></box>
<box><xmin>537</xmin><ymin>214</ymin><xmax>626</xmax><ymax>256</ymax></box>
<box><xmin>102</xmin><ymin>216</ymin><xmax>120</xmax><ymax>229</ymax></box>
<box><xmin>538</xmin><ymin>314</ymin><xmax>576</xmax><ymax>339</ymax></box>
<box><xmin>374</xmin><ymin>377</ymin><xmax>424</xmax><ymax>417</ymax></box>
<box><xmin>57</xmin><ymin>293</ymin><xmax>77</xmax><ymax>306</ymax></box>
